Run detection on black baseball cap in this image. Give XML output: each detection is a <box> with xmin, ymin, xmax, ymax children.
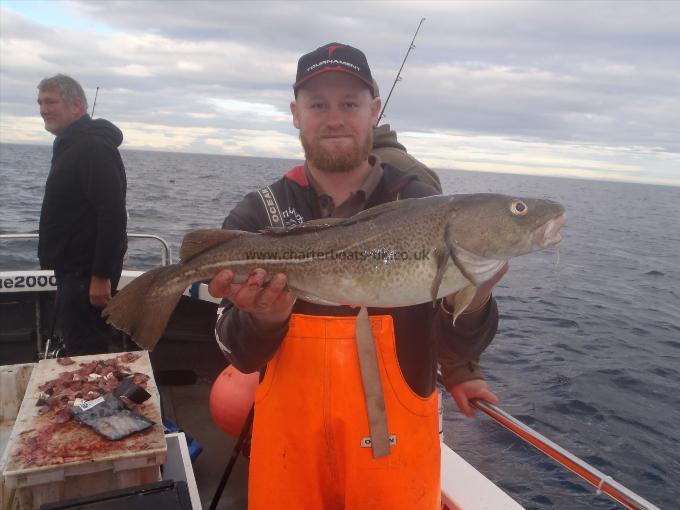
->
<box><xmin>294</xmin><ymin>42</ymin><xmax>375</xmax><ymax>96</ymax></box>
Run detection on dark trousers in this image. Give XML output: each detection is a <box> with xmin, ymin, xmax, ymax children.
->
<box><xmin>55</xmin><ymin>263</ymin><xmax>124</xmax><ymax>356</ymax></box>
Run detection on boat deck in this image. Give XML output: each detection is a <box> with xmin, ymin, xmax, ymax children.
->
<box><xmin>148</xmin><ymin>299</ymin><xmax>249</xmax><ymax>510</ymax></box>
<box><xmin>160</xmin><ymin>380</ymin><xmax>248</xmax><ymax>510</ymax></box>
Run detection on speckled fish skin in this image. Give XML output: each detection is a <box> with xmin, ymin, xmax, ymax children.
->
<box><xmin>161</xmin><ymin>194</ymin><xmax>564</xmax><ymax>305</ymax></box>
<box><xmin>103</xmin><ymin>193</ymin><xmax>566</xmax><ymax>350</ymax></box>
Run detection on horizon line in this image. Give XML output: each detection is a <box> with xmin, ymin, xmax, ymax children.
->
<box><xmin>1</xmin><ymin>140</ymin><xmax>678</xmax><ymax>189</ymax></box>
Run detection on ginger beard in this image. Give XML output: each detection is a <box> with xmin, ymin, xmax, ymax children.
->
<box><xmin>301</xmin><ymin>127</ymin><xmax>373</xmax><ymax>174</ymax></box>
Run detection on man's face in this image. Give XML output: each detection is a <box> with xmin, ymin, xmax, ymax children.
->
<box><xmin>291</xmin><ymin>72</ymin><xmax>380</xmax><ymax>173</ymax></box>
<box><xmin>37</xmin><ymin>89</ymin><xmax>84</xmax><ymax>136</ymax></box>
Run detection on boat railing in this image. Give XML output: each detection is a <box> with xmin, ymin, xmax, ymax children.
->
<box><xmin>0</xmin><ymin>232</ymin><xmax>173</xmax><ymax>266</ymax></box>
<box><xmin>1</xmin><ymin>233</ymin><xmax>173</xmax><ymax>358</ymax></box>
<box><xmin>471</xmin><ymin>399</ymin><xmax>661</xmax><ymax>510</ymax></box>
<box><xmin>128</xmin><ymin>233</ymin><xmax>173</xmax><ymax>265</ymax></box>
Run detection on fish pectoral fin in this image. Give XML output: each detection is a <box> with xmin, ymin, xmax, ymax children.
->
<box><xmin>449</xmin><ymin>284</ymin><xmax>478</xmax><ymax>325</ymax></box>
<box><xmin>430</xmin><ymin>246</ymin><xmax>450</xmax><ymax>306</ymax></box>
<box><xmin>445</xmin><ymin>231</ymin><xmax>478</xmax><ymax>287</ymax></box>
<box><xmin>180</xmin><ymin>229</ymin><xmax>248</xmax><ymax>261</ymax></box>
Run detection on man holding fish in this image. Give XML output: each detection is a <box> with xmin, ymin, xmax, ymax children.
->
<box><xmin>104</xmin><ymin>41</ymin><xmax>565</xmax><ymax>509</ymax></box>
<box><xmin>210</xmin><ymin>43</ymin><xmax>506</xmax><ymax>509</ymax></box>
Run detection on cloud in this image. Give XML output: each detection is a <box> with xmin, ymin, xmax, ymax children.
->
<box><xmin>1</xmin><ymin>1</ymin><xmax>679</xmax><ymax>186</ymax></box>
<box><xmin>400</xmin><ymin>130</ymin><xmax>680</xmax><ymax>187</ymax></box>
<box><xmin>0</xmin><ymin>115</ymin><xmax>49</xmax><ymax>144</ymax></box>
<box><xmin>203</xmin><ymin>130</ymin><xmax>301</xmax><ymax>159</ymax></box>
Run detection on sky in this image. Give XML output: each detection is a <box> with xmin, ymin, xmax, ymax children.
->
<box><xmin>1</xmin><ymin>0</ymin><xmax>679</xmax><ymax>187</ymax></box>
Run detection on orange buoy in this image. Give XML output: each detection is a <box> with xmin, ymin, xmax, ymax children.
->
<box><xmin>209</xmin><ymin>364</ymin><xmax>259</xmax><ymax>438</ymax></box>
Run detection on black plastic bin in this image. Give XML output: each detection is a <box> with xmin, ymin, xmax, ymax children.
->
<box><xmin>39</xmin><ymin>480</ymin><xmax>192</xmax><ymax>510</ymax></box>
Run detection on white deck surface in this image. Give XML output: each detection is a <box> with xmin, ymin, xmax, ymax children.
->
<box><xmin>441</xmin><ymin>443</ymin><xmax>524</xmax><ymax>510</ymax></box>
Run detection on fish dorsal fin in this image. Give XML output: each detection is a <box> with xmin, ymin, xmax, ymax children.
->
<box><xmin>180</xmin><ymin>229</ymin><xmax>248</xmax><ymax>261</ymax></box>
<box><xmin>262</xmin><ymin>198</ymin><xmax>422</xmax><ymax>236</ymax></box>
<box><xmin>259</xmin><ymin>217</ymin><xmax>346</xmax><ymax>236</ymax></box>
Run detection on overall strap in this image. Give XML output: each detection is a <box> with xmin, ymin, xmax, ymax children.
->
<box><xmin>355</xmin><ymin>306</ymin><xmax>391</xmax><ymax>458</ymax></box>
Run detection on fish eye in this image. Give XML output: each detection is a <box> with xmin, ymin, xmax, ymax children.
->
<box><xmin>510</xmin><ymin>200</ymin><xmax>528</xmax><ymax>216</ymax></box>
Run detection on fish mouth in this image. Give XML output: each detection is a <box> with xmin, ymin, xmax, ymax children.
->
<box><xmin>532</xmin><ymin>213</ymin><xmax>566</xmax><ymax>249</ymax></box>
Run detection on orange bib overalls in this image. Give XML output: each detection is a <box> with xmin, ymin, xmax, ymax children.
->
<box><xmin>248</xmin><ymin>313</ymin><xmax>440</xmax><ymax>510</ymax></box>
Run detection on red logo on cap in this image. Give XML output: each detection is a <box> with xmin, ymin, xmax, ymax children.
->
<box><xmin>327</xmin><ymin>45</ymin><xmax>343</xmax><ymax>57</ymax></box>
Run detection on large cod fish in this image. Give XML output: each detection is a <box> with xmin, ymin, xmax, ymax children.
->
<box><xmin>103</xmin><ymin>194</ymin><xmax>566</xmax><ymax>350</ymax></box>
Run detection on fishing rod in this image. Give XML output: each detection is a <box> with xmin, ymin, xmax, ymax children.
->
<box><xmin>91</xmin><ymin>86</ymin><xmax>100</xmax><ymax>117</ymax></box>
<box><xmin>376</xmin><ymin>17</ymin><xmax>425</xmax><ymax>126</ymax></box>
<box><xmin>471</xmin><ymin>400</ymin><xmax>660</xmax><ymax>510</ymax></box>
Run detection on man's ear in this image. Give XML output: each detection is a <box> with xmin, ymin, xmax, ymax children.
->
<box><xmin>370</xmin><ymin>97</ymin><xmax>381</xmax><ymax>124</ymax></box>
<box><xmin>290</xmin><ymin>101</ymin><xmax>300</xmax><ymax>129</ymax></box>
<box><xmin>72</xmin><ymin>99</ymin><xmax>86</xmax><ymax>116</ymax></box>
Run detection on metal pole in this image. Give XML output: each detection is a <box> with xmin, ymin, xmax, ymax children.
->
<box><xmin>127</xmin><ymin>233</ymin><xmax>173</xmax><ymax>265</ymax></box>
<box><xmin>471</xmin><ymin>400</ymin><xmax>660</xmax><ymax>510</ymax></box>
<box><xmin>1</xmin><ymin>233</ymin><xmax>172</xmax><ymax>265</ymax></box>
<box><xmin>376</xmin><ymin>17</ymin><xmax>425</xmax><ymax>126</ymax></box>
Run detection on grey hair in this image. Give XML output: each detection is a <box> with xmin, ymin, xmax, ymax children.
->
<box><xmin>37</xmin><ymin>74</ymin><xmax>88</xmax><ymax>111</ymax></box>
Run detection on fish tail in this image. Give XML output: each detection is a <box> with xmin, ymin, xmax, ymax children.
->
<box><xmin>102</xmin><ymin>265</ymin><xmax>185</xmax><ymax>351</ymax></box>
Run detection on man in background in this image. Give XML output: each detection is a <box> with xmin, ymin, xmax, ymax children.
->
<box><xmin>37</xmin><ymin>74</ymin><xmax>127</xmax><ymax>356</ymax></box>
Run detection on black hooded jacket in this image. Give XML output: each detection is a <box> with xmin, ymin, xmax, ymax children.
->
<box><xmin>38</xmin><ymin>115</ymin><xmax>127</xmax><ymax>279</ymax></box>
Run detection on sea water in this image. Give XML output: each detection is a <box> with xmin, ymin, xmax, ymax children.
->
<box><xmin>1</xmin><ymin>143</ymin><xmax>678</xmax><ymax>509</ymax></box>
